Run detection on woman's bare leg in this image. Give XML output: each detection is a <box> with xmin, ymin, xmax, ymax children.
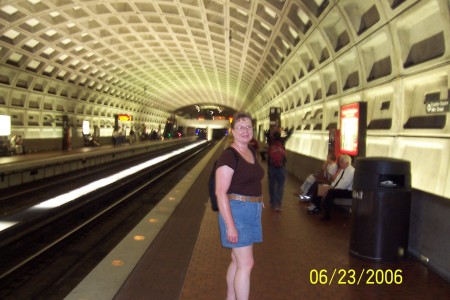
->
<box><xmin>227</xmin><ymin>245</ymin><xmax>254</xmax><ymax>300</ymax></box>
<box><xmin>226</xmin><ymin>251</ymin><xmax>238</xmax><ymax>300</ymax></box>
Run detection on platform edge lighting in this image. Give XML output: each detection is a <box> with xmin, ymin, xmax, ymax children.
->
<box><xmin>0</xmin><ymin>141</ymin><xmax>207</xmax><ymax>232</ymax></box>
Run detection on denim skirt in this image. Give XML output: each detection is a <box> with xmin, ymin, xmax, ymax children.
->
<box><xmin>218</xmin><ymin>200</ymin><xmax>263</xmax><ymax>248</ymax></box>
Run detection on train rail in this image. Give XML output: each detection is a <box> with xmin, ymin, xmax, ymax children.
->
<box><xmin>0</xmin><ymin>140</ymin><xmax>213</xmax><ymax>299</ymax></box>
<box><xmin>0</xmin><ymin>141</ymin><xmax>195</xmax><ymax>215</ymax></box>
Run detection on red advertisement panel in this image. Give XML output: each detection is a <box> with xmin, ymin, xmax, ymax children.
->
<box><xmin>340</xmin><ymin>102</ymin><xmax>360</xmax><ymax>156</ymax></box>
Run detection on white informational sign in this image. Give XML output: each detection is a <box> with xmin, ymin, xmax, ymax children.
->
<box><xmin>0</xmin><ymin>115</ymin><xmax>11</xmax><ymax>136</ymax></box>
<box><xmin>82</xmin><ymin>120</ymin><xmax>90</xmax><ymax>135</ymax></box>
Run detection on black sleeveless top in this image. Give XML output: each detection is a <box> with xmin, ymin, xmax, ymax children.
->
<box><xmin>216</xmin><ymin>147</ymin><xmax>264</xmax><ymax>197</ymax></box>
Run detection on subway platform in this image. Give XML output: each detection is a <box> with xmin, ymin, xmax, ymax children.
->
<box><xmin>63</xmin><ymin>142</ymin><xmax>450</xmax><ymax>300</ymax></box>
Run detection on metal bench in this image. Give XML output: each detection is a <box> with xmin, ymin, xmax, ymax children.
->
<box><xmin>333</xmin><ymin>197</ymin><xmax>352</xmax><ymax>213</ymax></box>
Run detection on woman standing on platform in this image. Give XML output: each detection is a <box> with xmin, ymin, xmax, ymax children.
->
<box><xmin>215</xmin><ymin>112</ymin><xmax>265</xmax><ymax>300</ymax></box>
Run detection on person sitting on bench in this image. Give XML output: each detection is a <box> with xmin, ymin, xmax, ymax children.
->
<box><xmin>308</xmin><ymin>154</ymin><xmax>354</xmax><ymax>220</ymax></box>
<box><xmin>295</xmin><ymin>152</ymin><xmax>338</xmax><ymax>201</ymax></box>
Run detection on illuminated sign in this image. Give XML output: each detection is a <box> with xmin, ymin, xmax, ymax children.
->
<box><xmin>82</xmin><ymin>120</ymin><xmax>90</xmax><ymax>135</ymax></box>
<box><xmin>340</xmin><ymin>102</ymin><xmax>367</xmax><ymax>157</ymax></box>
<box><xmin>269</xmin><ymin>107</ymin><xmax>281</xmax><ymax>128</ymax></box>
<box><xmin>0</xmin><ymin>115</ymin><xmax>11</xmax><ymax>136</ymax></box>
<box><xmin>117</xmin><ymin>114</ymin><xmax>132</xmax><ymax>121</ymax></box>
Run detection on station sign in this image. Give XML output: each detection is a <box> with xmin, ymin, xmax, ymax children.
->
<box><xmin>425</xmin><ymin>93</ymin><xmax>450</xmax><ymax>114</ymax></box>
<box><xmin>0</xmin><ymin>115</ymin><xmax>11</xmax><ymax>135</ymax></box>
<box><xmin>269</xmin><ymin>107</ymin><xmax>281</xmax><ymax>129</ymax></box>
<box><xmin>118</xmin><ymin>114</ymin><xmax>133</xmax><ymax>121</ymax></box>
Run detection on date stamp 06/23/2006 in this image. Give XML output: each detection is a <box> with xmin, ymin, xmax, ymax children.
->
<box><xmin>309</xmin><ymin>269</ymin><xmax>403</xmax><ymax>285</ymax></box>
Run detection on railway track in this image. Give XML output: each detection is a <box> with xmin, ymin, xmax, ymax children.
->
<box><xmin>0</xmin><ymin>140</ymin><xmax>213</xmax><ymax>299</ymax></box>
<box><xmin>0</xmin><ymin>141</ymin><xmax>193</xmax><ymax>215</ymax></box>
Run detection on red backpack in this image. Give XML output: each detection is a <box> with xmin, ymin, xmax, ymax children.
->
<box><xmin>269</xmin><ymin>141</ymin><xmax>286</xmax><ymax>168</ymax></box>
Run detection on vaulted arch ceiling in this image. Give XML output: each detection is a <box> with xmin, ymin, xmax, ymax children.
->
<box><xmin>0</xmin><ymin>0</ymin><xmax>328</xmax><ymax>118</ymax></box>
<box><xmin>1</xmin><ymin>0</ymin><xmax>444</xmax><ymax>125</ymax></box>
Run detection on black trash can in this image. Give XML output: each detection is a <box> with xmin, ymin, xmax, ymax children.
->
<box><xmin>350</xmin><ymin>157</ymin><xmax>411</xmax><ymax>261</ymax></box>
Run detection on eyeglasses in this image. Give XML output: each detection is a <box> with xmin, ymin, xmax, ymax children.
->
<box><xmin>235</xmin><ymin>125</ymin><xmax>252</xmax><ymax>131</ymax></box>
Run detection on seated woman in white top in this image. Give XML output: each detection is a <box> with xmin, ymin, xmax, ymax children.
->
<box><xmin>297</xmin><ymin>152</ymin><xmax>338</xmax><ymax>201</ymax></box>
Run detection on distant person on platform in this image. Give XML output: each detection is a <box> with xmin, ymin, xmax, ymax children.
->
<box><xmin>248</xmin><ymin>137</ymin><xmax>259</xmax><ymax>158</ymax></box>
<box><xmin>129</xmin><ymin>127</ymin><xmax>136</xmax><ymax>144</ymax></box>
<box><xmin>11</xmin><ymin>135</ymin><xmax>25</xmax><ymax>154</ymax></box>
<box><xmin>112</xmin><ymin>128</ymin><xmax>120</xmax><ymax>146</ymax></box>
<box><xmin>265</xmin><ymin>126</ymin><xmax>293</xmax><ymax>211</ymax></box>
<box><xmin>215</xmin><ymin>112</ymin><xmax>264</xmax><ymax>300</ymax></box>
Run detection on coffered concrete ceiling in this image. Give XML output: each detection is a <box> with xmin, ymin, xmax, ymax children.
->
<box><xmin>2</xmin><ymin>0</ymin><xmax>444</xmax><ymax>126</ymax></box>
<box><xmin>0</xmin><ymin>0</ymin><xmax>327</xmax><ymax>117</ymax></box>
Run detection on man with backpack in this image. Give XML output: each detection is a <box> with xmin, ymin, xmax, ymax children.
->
<box><xmin>266</xmin><ymin>127</ymin><xmax>293</xmax><ymax>211</ymax></box>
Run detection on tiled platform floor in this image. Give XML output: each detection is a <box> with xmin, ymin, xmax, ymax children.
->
<box><xmin>114</xmin><ymin>154</ymin><xmax>450</xmax><ymax>300</ymax></box>
<box><xmin>178</xmin><ymin>170</ymin><xmax>450</xmax><ymax>300</ymax></box>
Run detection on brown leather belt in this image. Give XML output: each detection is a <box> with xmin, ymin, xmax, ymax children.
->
<box><xmin>227</xmin><ymin>193</ymin><xmax>263</xmax><ymax>203</ymax></box>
